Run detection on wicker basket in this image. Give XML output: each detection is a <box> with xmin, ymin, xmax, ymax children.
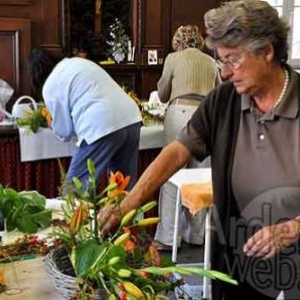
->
<box><xmin>44</xmin><ymin>247</ymin><xmax>80</xmax><ymax>299</ymax></box>
<box><xmin>44</xmin><ymin>247</ymin><xmax>108</xmax><ymax>299</ymax></box>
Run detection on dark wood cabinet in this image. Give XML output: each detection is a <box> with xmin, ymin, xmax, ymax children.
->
<box><xmin>102</xmin><ymin>63</ymin><xmax>162</xmax><ymax>99</ymax></box>
<box><xmin>0</xmin><ymin>0</ymin><xmax>225</xmax><ymax>102</ymax></box>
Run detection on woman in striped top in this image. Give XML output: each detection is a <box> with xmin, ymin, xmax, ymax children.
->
<box><xmin>153</xmin><ymin>25</ymin><xmax>221</xmax><ymax>250</ymax></box>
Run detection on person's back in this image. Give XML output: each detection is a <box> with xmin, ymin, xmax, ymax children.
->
<box><xmin>43</xmin><ymin>57</ymin><xmax>142</xmax><ymax>145</ymax></box>
<box><xmin>153</xmin><ymin>25</ymin><xmax>220</xmax><ymax>250</ymax></box>
<box><xmin>29</xmin><ymin>48</ymin><xmax>142</xmax><ymax>192</ymax></box>
<box><xmin>158</xmin><ymin>47</ymin><xmax>219</xmax><ymax>103</ymax></box>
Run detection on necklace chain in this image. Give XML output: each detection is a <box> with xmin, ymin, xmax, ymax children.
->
<box><xmin>273</xmin><ymin>68</ymin><xmax>289</xmax><ymax>109</ymax></box>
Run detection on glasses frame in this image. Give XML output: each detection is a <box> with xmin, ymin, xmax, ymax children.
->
<box><xmin>215</xmin><ymin>51</ymin><xmax>249</xmax><ymax>70</ymax></box>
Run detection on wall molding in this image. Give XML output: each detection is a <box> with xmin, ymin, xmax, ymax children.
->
<box><xmin>0</xmin><ymin>0</ymin><xmax>30</xmax><ymax>5</ymax></box>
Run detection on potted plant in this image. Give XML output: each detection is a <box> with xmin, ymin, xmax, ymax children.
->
<box><xmin>44</xmin><ymin>159</ymin><xmax>237</xmax><ymax>299</ymax></box>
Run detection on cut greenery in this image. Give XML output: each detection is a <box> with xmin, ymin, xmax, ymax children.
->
<box><xmin>0</xmin><ymin>185</ymin><xmax>52</xmax><ymax>233</ymax></box>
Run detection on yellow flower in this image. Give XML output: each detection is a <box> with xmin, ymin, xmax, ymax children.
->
<box><xmin>40</xmin><ymin>106</ymin><xmax>52</xmax><ymax>127</ymax></box>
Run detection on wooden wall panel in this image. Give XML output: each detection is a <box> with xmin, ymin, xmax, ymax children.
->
<box><xmin>0</xmin><ymin>31</ymin><xmax>18</xmax><ymax>89</ymax></box>
<box><xmin>0</xmin><ymin>18</ymin><xmax>31</xmax><ymax>96</ymax></box>
<box><xmin>171</xmin><ymin>0</ymin><xmax>222</xmax><ymax>39</ymax></box>
<box><xmin>0</xmin><ymin>0</ymin><xmax>66</xmax><ymax>103</ymax></box>
<box><xmin>139</xmin><ymin>0</ymin><xmax>223</xmax><ymax>59</ymax></box>
<box><xmin>143</xmin><ymin>0</ymin><xmax>163</xmax><ymax>47</ymax></box>
<box><xmin>30</xmin><ymin>0</ymin><xmax>65</xmax><ymax>56</ymax></box>
<box><xmin>139</xmin><ymin>0</ymin><xmax>172</xmax><ymax>64</ymax></box>
<box><xmin>0</xmin><ymin>0</ymin><xmax>30</xmax><ymax>5</ymax></box>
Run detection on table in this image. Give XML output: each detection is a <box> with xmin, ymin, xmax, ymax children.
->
<box><xmin>0</xmin><ymin>125</ymin><xmax>164</xmax><ymax>198</ymax></box>
<box><xmin>0</xmin><ymin>257</ymin><xmax>62</xmax><ymax>299</ymax></box>
<box><xmin>0</xmin><ymin>203</ymin><xmax>65</xmax><ymax>299</ymax></box>
<box><xmin>18</xmin><ymin>124</ymin><xmax>165</xmax><ymax>162</ymax></box>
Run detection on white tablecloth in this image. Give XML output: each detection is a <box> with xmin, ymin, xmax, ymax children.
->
<box><xmin>18</xmin><ymin>124</ymin><xmax>165</xmax><ymax>162</ymax></box>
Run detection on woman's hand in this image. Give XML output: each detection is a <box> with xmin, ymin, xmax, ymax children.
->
<box><xmin>97</xmin><ymin>204</ymin><xmax>123</xmax><ymax>237</ymax></box>
<box><xmin>243</xmin><ymin>220</ymin><xmax>299</xmax><ymax>259</ymax></box>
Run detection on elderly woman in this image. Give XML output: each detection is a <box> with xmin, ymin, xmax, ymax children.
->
<box><xmin>153</xmin><ymin>24</ymin><xmax>221</xmax><ymax>250</ymax></box>
<box><xmin>98</xmin><ymin>1</ymin><xmax>300</xmax><ymax>298</ymax></box>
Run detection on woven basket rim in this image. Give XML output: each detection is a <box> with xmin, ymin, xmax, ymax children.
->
<box><xmin>44</xmin><ymin>247</ymin><xmax>80</xmax><ymax>299</ymax></box>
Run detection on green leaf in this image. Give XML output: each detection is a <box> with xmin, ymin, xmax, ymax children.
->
<box><xmin>26</xmin><ymin>205</ymin><xmax>46</xmax><ymax>214</ymax></box>
<box><xmin>72</xmin><ymin>177</ymin><xmax>83</xmax><ymax>190</ymax></box>
<box><xmin>73</xmin><ymin>240</ymin><xmax>109</xmax><ymax>278</ymax></box>
<box><xmin>5</xmin><ymin>213</ymin><xmax>16</xmax><ymax>231</ymax></box>
<box><xmin>15</xmin><ymin>214</ymin><xmax>39</xmax><ymax>233</ymax></box>
<box><xmin>32</xmin><ymin>210</ymin><xmax>52</xmax><ymax>228</ymax></box>
<box><xmin>2</xmin><ymin>188</ymin><xmax>20</xmax><ymax>210</ymax></box>
<box><xmin>87</xmin><ymin>159</ymin><xmax>96</xmax><ymax>176</ymax></box>
<box><xmin>19</xmin><ymin>191</ymin><xmax>46</xmax><ymax>206</ymax></box>
<box><xmin>208</xmin><ymin>270</ymin><xmax>238</xmax><ymax>285</ymax></box>
<box><xmin>1</xmin><ymin>197</ymin><xmax>17</xmax><ymax>216</ymax></box>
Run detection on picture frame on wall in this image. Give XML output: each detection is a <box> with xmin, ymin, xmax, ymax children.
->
<box><xmin>147</xmin><ymin>49</ymin><xmax>158</xmax><ymax>65</ymax></box>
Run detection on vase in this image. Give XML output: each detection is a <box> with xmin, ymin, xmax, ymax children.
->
<box><xmin>112</xmin><ymin>50</ymin><xmax>125</xmax><ymax>63</ymax></box>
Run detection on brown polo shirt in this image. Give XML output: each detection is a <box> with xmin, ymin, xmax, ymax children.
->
<box><xmin>232</xmin><ymin>68</ymin><xmax>300</xmax><ymax>224</ymax></box>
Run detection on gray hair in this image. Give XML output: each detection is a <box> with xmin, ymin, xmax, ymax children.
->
<box><xmin>204</xmin><ymin>0</ymin><xmax>290</xmax><ymax>63</ymax></box>
<box><xmin>172</xmin><ymin>25</ymin><xmax>205</xmax><ymax>51</ymax></box>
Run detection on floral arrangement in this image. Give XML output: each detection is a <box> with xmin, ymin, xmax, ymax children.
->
<box><xmin>16</xmin><ymin>102</ymin><xmax>52</xmax><ymax>133</ymax></box>
<box><xmin>0</xmin><ymin>158</ymin><xmax>237</xmax><ymax>299</ymax></box>
<box><xmin>126</xmin><ymin>89</ymin><xmax>164</xmax><ymax>125</ymax></box>
<box><xmin>15</xmin><ymin>90</ymin><xmax>163</xmax><ymax>134</ymax></box>
<box><xmin>50</xmin><ymin>159</ymin><xmax>237</xmax><ymax>299</ymax></box>
<box><xmin>107</xmin><ymin>18</ymin><xmax>130</xmax><ymax>63</ymax></box>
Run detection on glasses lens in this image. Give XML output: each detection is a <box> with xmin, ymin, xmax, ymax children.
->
<box><xmin>231</xmin><ymin>52</ymin><xmax>247</xmax><ymax>69</ymax></box>
<box><xmin>216</xmin><ymin>52</ymin><xmax>247</xmax><ymax>71</ymax></box>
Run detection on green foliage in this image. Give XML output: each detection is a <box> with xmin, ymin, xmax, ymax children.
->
<box><xmin>16</xmin><ymin>103</ymin><xmax>50</xmax><ymax>133</ymax></box>
<box><xmin>0</xmin><ymin>185</ymin><xmax>52</xmax><ymax>233</ymax></box>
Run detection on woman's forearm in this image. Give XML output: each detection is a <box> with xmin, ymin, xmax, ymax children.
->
<box><xmin>121</xmin><ymin>140</ymin><xmax>191</xmax><ymax>212</ymax></box>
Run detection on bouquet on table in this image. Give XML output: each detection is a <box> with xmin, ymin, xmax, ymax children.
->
<box><xmin>0</xmin><ymin>158</ymin><xmax>237</xmax><ymax>299</ymax></box>
<box><xmin>126</xmin><ymin>89</ymin><xmax>165</xmax><ymax>125</ymax></box>
<box><xmin>46</xmin><ymin>159</ymin><xmax>237</xmax><ymax>299</ymax></box>
<box><xmin>16</xmin><ymin>102</ymin><xmax>52</xmax><ymax>133</ymax></box>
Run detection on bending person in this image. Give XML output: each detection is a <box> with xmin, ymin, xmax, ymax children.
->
<box><xmin>29</xmin><ymin>49</ymin><xmax>142</xmax><ymax>192</ymax></box>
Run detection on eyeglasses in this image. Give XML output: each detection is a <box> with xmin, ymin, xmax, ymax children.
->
<box><xmin>215</xmin><ymin>51</ymin><xmax>248</xmax><ymax>71</ymax></box>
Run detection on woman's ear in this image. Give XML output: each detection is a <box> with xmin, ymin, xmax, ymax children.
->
<box><xmin>263</xmin><ymin>43</ymin><xmax>275</xmax><ymax>63</ymax></box>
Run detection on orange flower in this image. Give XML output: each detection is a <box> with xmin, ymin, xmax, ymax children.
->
<box><xmin>69</xmin><ymin>201</ymin><xmax>89</xmax><ymax>235</ymax></box>
<box><xmin>122</xmin><ymin>227</ymin><xmax>137</xmax><ymax>252</ymax></box>
<box><xmin>0</xmin><ymin>270</ymin><xmax>5</xmax><ymax>285</ymax></box>
<box><xmin>108</xmin><ymin>171</ymin><xmax>130</xmax><ymax>197</ymax></box>
<box><xmin>41</xmin><ymin>106</ymin><xmax>52</xmax><ymax>127</ymax></box>
<box><xmin>148</xmin><ymin>245</ymin><xmax>161</xmax><ymax>267</ymax></box>
<box><xmin>123</xmin><ymin>240</ymin><xmax>136</xmax><ymax>252</ymax></box>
